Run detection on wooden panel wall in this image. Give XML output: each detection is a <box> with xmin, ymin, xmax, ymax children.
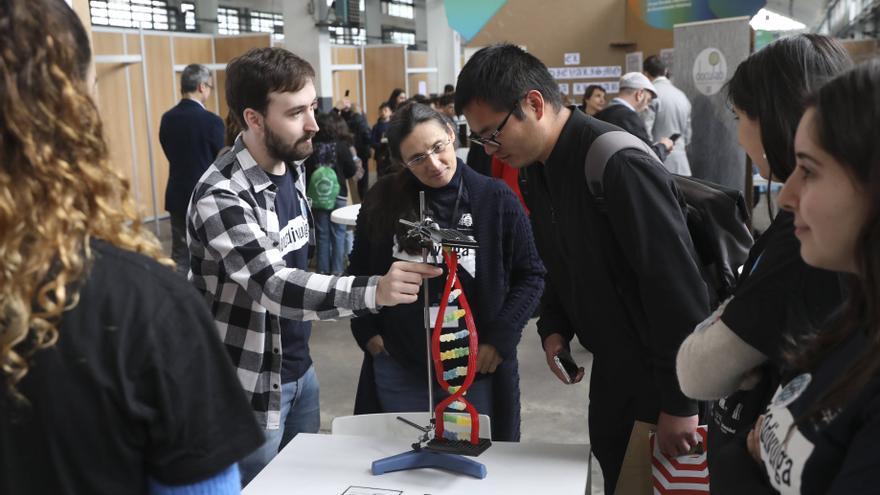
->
<box><xmin>214</xmin><ymin>34</ymin><xmax>272</xmax><ymax>62</ymax></box>
<box><xmin>407</xmin><ymin>50</ymin><xmax>431</xmax><ymax>97</ymax></box>
<box><xmin>93</xmin><ymin>32</ymin><xmax>138</xmax><ymax>205</ymax></box>
<box><xmin>332</xmin><ymin>46</ymin><xmax>363</xmax><ymax>111</ymax></box>
<box><xmin>214</xmin><ymin>34</ymin><xmax>272</xmax><ymax>118</ymax></box>
<box><xmin>92</xmin><ymin>29</ymin><xmax>268</xmax><ymax>222</ymax></box>
<box><xmin>364</xmin><ymin>45</ymin><xmax>406</xmax><ymax>124</ymax></box>
<box><xmin>125</xmin><ymin>33</ymin><xmax>151</xmax><ymax>217</ymax></box>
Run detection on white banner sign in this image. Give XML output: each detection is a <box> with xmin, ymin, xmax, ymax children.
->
<box><xmin>625</xmin><ymin>51</ymin><xmax>644</xmax><ymax>74</ymax></box>
<box><xmin>558</xmin><ymin>83</ymin><xmax>570</xmax><ymax>95</ymax></box>
<box><xmin>549</xmin><ymin>65</ymin><xmax>622</xmax><ymax>80</ymax></box>
<box><xmin>573</xmin><ymin>81</ymin><xmax>620</xmax><ymax>95</ymax></box>
<box><xmin>564</xmin><ymin>52</ymin><xmax>581</xmax><ymax>65</ymax></box>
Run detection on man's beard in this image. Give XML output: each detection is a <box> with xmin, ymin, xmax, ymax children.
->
<box><xmin>264</xmin><ymin>123</ymin><xmax>314</xmax><ymax>163</ymax></box>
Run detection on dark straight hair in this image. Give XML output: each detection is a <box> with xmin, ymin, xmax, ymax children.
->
<box><xmin>387</xmin><ymin>88</ymin><xmax>405</xmax><ymax>111</ymax></box>
<box><xmin>643</xmin><ymin>55</ymin><xmax>667</xmax><ymax>78</ymax></box>
<box><xmin>789</xmin><ymin>62</ymin><xmax>880</xmax><ymax>425</ymax></box>
<box><xmin>361</xmin><ymin>102</ymin><xmax>455</xmax><ymax>252</ymax></box>
<box><xmin>454</xmin><ymin>43</ymin><xmax>563</xmax><ymax>118</ymax></box>
<box><xmin>225</xmin><ymin>47</ymin><xmax>315</xmax><ymax>129</ymax></box>
<box><xmin>726</xmin><ymin>34</ymin><xmax>852</xmax><ymax>183</ymax></box>
<box><xmin>582</xmin><ymin>84</ymin><xmax>605</xmax><ymax>102</ymax></box>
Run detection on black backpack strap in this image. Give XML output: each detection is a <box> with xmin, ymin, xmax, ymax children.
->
<box><xmin>584</xmin><ymin>130</ymin><xmax>661</xmax><ymax>205</ymax></box>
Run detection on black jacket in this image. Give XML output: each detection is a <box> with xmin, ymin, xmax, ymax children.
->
<box><xmin>339</xmin><ymin>109</ymin><xmax>372</xmax><ymax>163</ymax></box>
<box><xmin>159</xmin><ymin>99</ymin><xmax>224</xmax><ymax>215</ymax></box>
<box><xmin>528</xmin><ymin>109</ymin><xmax>709</xmax><ymax>417</ymax></box>
<box><xmin>595</xmin><ymin>102</ymin><xmax>670</xmax><ymax>162</ymax></box>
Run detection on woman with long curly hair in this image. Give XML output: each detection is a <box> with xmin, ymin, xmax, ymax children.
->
<box><xmin>0</xmin><ymin>1</ymin><xmax>262</xmax><ymax>493</ymax></box>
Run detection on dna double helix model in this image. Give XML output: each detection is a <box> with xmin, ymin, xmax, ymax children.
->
<box><xmin>431</xmin><ymin>246</ymin><xmax>480</xmax><ymax>445</ymax></box>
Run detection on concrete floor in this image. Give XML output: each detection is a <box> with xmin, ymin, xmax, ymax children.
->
<box><xmin>153</xmin><ymin>217</ymin><xmax>605</xmax><ymax>493</ymax></box>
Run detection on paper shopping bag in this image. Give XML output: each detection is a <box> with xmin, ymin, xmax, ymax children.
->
<box><xmin>614</xmin><ymin>421</ymin><xmax>655</xmax><ymax>495</ymax></box>
<box><xmin>649</xmin><ymin>426</ymin><xmax>709</xmax><ymax>494</ymax></box>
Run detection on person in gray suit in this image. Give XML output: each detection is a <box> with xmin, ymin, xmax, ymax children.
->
<box><xmin>644</xmin><ymin>55</ymin><xmax>693</xmax><ymax>176</ymax></box>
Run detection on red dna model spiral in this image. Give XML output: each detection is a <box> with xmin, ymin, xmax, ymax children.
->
<box><xmin>431</xmin><ymin>247</ymin><xmax>480</xmax><ymax>445</ymax></box>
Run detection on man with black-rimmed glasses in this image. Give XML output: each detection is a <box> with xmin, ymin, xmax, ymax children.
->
<box><xmin>456</xmin><ymin>44</ymin><xmax>710</xmax><ymax>493</ymax></box>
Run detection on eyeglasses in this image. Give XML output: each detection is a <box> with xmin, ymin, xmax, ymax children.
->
<box><xmin>404</xmin><ymin>138</ymin><xmax>452</xmax><ymax>168</ymax></box>
<box><xmin>469</xmin><ymin>99</ymin><xmax>520</xmax><ymax>148</ymax></box>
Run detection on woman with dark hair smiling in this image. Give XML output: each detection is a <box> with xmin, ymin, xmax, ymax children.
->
<box><xmin>348</xmin><ymin>103</ymin><xmax>545</xmax><ymax>441</ymax></box>
<box><xmin>740</xmin><ymin>60</ymin><xmax>880</xmax><ymax>494</ymax></box>
<box><xmin>675</xmin><ymin>34</ymin><xmax>852</xmax><ymax>486</ymax></box>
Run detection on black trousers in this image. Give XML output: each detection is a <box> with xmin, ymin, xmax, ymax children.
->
<box><xmin>588</xmin><ymin>354</ymin><xmax>664</xmax><ymax>495</ymax></box>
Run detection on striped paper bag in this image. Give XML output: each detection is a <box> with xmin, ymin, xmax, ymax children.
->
<box><xmin>649</xmin><ymin>426</ymin><xmax>709</xmax><ymax>494</ymax></box>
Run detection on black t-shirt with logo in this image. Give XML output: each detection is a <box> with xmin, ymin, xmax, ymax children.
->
<box><xmin>266</xmin><ymin>168</ymin><xmax>313</xmax><ymax>383</ymax></box>
<box><xmin>0</xmin><ymin>241</ymin><xmax>263</xmax><ymax>494</ymax></box>
<box><xmin>754</xmin><ymin>329</ymin><xmax>880</xmax><ymax>494</ymax></box>
<box><xmin>709</xmin><ymin>211</ymin><xmax>844</xmax><ymax>469</ymax></box>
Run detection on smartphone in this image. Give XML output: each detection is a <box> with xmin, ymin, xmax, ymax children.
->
<box><xmin>669</xmin><ymin>133</ymin><xmax>681</xmax><ymax>142</ymax></box>
<box><xmin>553</xmin><ymin>349</ymin><xmax>580</xmax><ymax>384</ymax></box>
<box><xmin>344</xmin><ymin>89</ymin><xmax>350</xmax><ymax>97</ymax></box>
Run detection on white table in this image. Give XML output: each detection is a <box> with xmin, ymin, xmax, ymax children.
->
<box><xmin>244</xmin><ymin>433</ymin><xmax>591</xmax><ymax>495</ymax></box>
<box><xmin>331</xmin><ymin>203</ymin><xmax>361</xmax><ymax>226</ymax></box>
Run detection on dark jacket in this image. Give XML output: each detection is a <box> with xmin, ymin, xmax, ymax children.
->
<box><xmin>371</xmin><ymin>120</ymin><xmax>394</xmax><ymax>177</ymax></box>
<box><xmin>349</xmin><ymin>162</ymin><xmax>545</xmax><ymax>441</ymax></box>
<box><xmin>528</xmin><ymin>109</ymin><xmax>709</xmax><ymax>418</ymax></box>
<box><xmin>595</xmin><ymin>102</ymin><xmax>670</xmax><ymax>162</ymax></box>
<box><xmin>340</xmin><ymin>109</ymin><xmax>372</xmax><ymax>163</ymax></box>
<box><xmin>159</xmin><ymin>99</ymin><xmax>224</xmax><ymax>215</ymax></box>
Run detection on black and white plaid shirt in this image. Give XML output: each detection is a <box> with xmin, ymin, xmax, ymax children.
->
<box><xmin>187</xmin><ymin>136</ymin><xmax>378</xmax><ymax>429</ymax></box>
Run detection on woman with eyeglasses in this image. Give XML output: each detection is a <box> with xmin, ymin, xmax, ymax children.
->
<box><xmin>347</xmin><ymin>103</ymin><xmax>545</xmax><ymax>441</ymax></box>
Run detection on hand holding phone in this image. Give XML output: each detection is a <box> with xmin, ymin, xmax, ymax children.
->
<box><xmin>668</xmin><ymin>133</ymin><xmax>681</xmax><ymax>142</ymax></box>
<box><xmin>553</xmin><ymin>349</ymin><xmax>582</xmax><ymax>384</ymax></box>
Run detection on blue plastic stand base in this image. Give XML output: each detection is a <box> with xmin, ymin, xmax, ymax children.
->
<box><xmin>371</xmin><ymin>449</ymin><xmax>487</xmax><ymax>479</ymax></box>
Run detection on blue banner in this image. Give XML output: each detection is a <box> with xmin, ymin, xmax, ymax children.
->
<box><xmin>444</xmin><ymin>0</ymin><xmax>507</xmax><ymax>43</ymax></box>
<box><xmin>629</xmin><ymin>0</ymin><xmax>765</xmax><ymax>30</ymax></box>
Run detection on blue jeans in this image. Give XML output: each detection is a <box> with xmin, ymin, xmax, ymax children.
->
<box><xmin>313</xmin><ymin>197</ymin><xmax>347</xmax><ymax>275</ymax></box>
<box><xmin>239</xmin><ymin>365</ymin><xmax>320</xmax><ymax>486</ymax></box>
<box><xmin>372</xmin><ymin>351</ymin><xmax>493</xmax><ymax>418</ymax></box>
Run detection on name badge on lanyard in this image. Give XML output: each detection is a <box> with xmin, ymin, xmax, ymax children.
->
<box><xmin>429</xmin><ymin>305</ymin><xmax>462</xmax><ymax>329</ymax></box>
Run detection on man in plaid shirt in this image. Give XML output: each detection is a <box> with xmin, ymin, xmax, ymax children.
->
<box><xmin>187</xmin><ymin>47</ymin><xmax>440</xmax><ymax>485</ymax></box>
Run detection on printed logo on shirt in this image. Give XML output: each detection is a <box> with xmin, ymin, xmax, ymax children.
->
<box><xmin>772</xmin><ymin>373</ymin><xmax>812</xmax><ymax>409</ymax></box>
<box><xmin>279</xmin><ymin>213</ymin><xmax>309</xmax><ymax>256</ymax></box>
<box><xmin>458</xmin><ymin>213</ymin><xmax>473</xmax><ymax>228</ymax></box>
<box><xmin>392</xmin><ymin>237</ymin><xmax>476</xmax><ymax>278</ymax></box>
<box><xmin>760</xmin><ymin>404</ymin><xmax>815</xmax><ymax>493</ymax></box>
